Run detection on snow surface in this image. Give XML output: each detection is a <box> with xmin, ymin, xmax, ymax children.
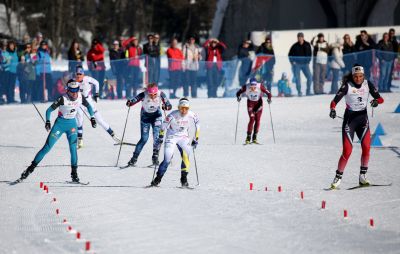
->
<box><xmin>0</xmin><ymin>91</ymin><xmax>399</xmax><ymax>253</ymax></box>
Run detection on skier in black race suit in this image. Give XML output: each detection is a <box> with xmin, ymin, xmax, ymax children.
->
<box><xmin>329</xmin><ymin>64</ymin><xmax>384</xmax><ymax>189</ymax></box>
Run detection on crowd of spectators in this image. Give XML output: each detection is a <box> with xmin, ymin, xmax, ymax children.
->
<box><xmin>0</xmin><ymin>28</ymin><xmax>398</xmax><ymax>104</ymax></box>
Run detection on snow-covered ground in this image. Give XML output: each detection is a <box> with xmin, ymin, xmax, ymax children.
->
<box><xmin>0</xmin><ymin>91</ymin><xmax>399</xmax><ymax>253</ymax></box>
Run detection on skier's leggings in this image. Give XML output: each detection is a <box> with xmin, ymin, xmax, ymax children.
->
<box><xmin>157</xmin><ymin>136</ymin><xmax>191</xmax><ymax>176</ymax></box>
<box><xmin>133</xmin><ymin>111</ymin><xmax>162</xmax><ymax>157</ymax></box>
<box><xmin>247</xmin><ymin>100</ymin><xmax>263</xmax><ymax>134</ymax></box>
<box><xmin>33</xmin><ymin>117</ymin><xmax>78</xmax><ymax>167</ymax></box>
<box><xmin>337</xmin><ymin>110</ymin><xmax>370</xmax><ymax>172</ymax></box>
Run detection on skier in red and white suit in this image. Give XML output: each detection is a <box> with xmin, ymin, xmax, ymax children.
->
<box><xmin>329</xmin><ymin>64</ymin><xmax>384</xmax><ymax>189</ymax></box>
<box><xmin>236</xmin><ymin>78</ymin><xmax>272</xmax><ymax>144</ymax></box>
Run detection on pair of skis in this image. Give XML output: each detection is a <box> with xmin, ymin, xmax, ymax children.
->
<box><xmin>326</xmin><ymin>183</ymin><xmax>392</xmax><ymax>191</ymax></box>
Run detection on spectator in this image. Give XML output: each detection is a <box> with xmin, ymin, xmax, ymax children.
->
<box><xmin>277</xmin><ymin>72</ymin><xmax>292</xmax><ymax>97</ymax></box>
<box><xmin>125</xmin><ymin>37</ymin><xmax>142</xmax><ymax>97</ymax></box>
<box><xmin>355</xmin><ymin>30</ymin><xmax>376</xmax><ymax>80</ymax></box>
<box><xmin>0</xmin><ymin>40</ymin><xmax>6</xmax><ymax>104</ymax></box>
<box><xmin>256</xmin><ymin>37</ymin><xmax>275</xmax><ymax>91</ymax></box>
<box><xmin>166</xmin><ymin>38</ymin><xmax>184</xmax><ymax>99</ymax></box>
<box><xmin>67</xmin><ymin>39</ymin><xmax>84</xmax><ymax>73</ymax></box>
<box><xmin>311</xmin><ymin>33</ymin><xmax>329</xmax><ymax>94</ymax></box>
<box><xmin>3</xmin><ymin>40</ymin><xmax>19</xmax><ymax>103</ymax></box>
<box><xmin>53</xmin><ymin>71</ymin><xmax>69</xmax><ymax>98</ymax></box>
<box><xmin>32</xmin><ymin>32</ymin><xmax>43</xmax><ymax>51</ymax></box>
<box><xmin>109</xmin><ymin>40</ymin><xmax>126</xmax><ymax>99</ymax></box>
<box><xmin>342</xmin><ymin>34</ymin><xmax>356</xmax><ymax>74</ymax></box>
<box><xmin>35</xmin><ymin>40</ymin><xmax>53</xmax><ymax>102</ymax></box>
<box><xmin>18</xmin><ymin>43</ymin><xmax>36</xmax><ymax>103</ymax></box>
<box><xmin>203</xmin><ymin>38</ymin><xmax>227</xmax><ymax>98</ymax></box>
<box><xmin>237</xmin><ymin>39</ymin><xmax>253</xmax><ymax>86</ymax></box>
<box><xmin>182</xmin><ymin>35</ymin><xmax>201</xmax><ymax>98</ymax></box>
<box><xmin>388</xmin><ymin>28</ymin><xmax>399</xmax><ymax>89</ymax></box>
<box><xmin>87</xmin><ymin>38</ymin><xmax>106</xmax><ymax>97</ymax></box>
<box><xmin>377</xmin><ymin>32</ymin><xmax>395</xmax><ymax>92</ymax></box>
<box><xmin>143</xmin><ymin>34</ymin><xmax>161</xmax><ymax>84</ymax></box>
<box><xmin>288</xmin><ymin>32</ymin><xmax>312</xmax><ymax>96</ymax></box>
<box><xmin>329</xmin><ymin>38</ymin><xmax>345</xmax><ymax>94</ymax></box>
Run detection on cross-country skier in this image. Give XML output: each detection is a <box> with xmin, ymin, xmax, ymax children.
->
<box><xmin>150</xmin><ymin>98</ymin><xmax>200</xmax><ymax>187</ymax></box>
<box><xmin>236</xmin><ymin>77</ymin><xmax>272</xmax><ymax>144</ymax></box>
<box><xmin>329</xmin><ymin>64</ymin><xmax>384</xmax><ymax>189</ymax></box>
<box><xmin>125</xmin><ymin>83</ymin><xmax>172</xmax><ymax>167</ymax></box>
<box><xmin>75</xmin><ymin>66</ymin><xmax>119</xmax><ymax>148</ymax></box>
<box><xmin>15</xmin><ymin>80</ymin><xmax>97</xmax><ymax>183</ymax></box>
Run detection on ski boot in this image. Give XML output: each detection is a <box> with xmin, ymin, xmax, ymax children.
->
<box><xmin>71</xmin><ymin>166</ymin><xmax>80</xmax><ymax>183</ymax></box>
<box><xmin>19</xmin><ymin>161</ymin><xmax>38</xmax><ymax>181</ymax></box>
<box><xmin>252</xmin><ymin>133</ymin><xmax>258</xmax><ymax>144</ymax></box>
<box><xmin>108</xmin><ymin>128</ymin><xmax>121</xmax><ymax>143</ymax></box>
<box><xmin>245</xmin><ymin>134</ymin><xmax>251</xmax><ymax>144</ymax></box>
<box><xmin>150</xmin><ymin>173</ymin><xmax>163</xmax><ymax>187</ymax></box>
<box><xmin>330</xmin><ymin>170</ymin><xmax>343</xmax><ymax>189</ymax></box>
<box><xmin>359</xmin><ymin>166</ymin><xmax>370</xmax><ymax>186</ymax></box>
<box><xmin>152</xmin><ymin>152</ymin><xmax>159</xmax><ymax>166</ymax></box>
<box><xmin>180</xmin><ymin>171</ymin><xmax>189</xmax><ymax>187</ymax></box>
<box><xmin>77</xmin><ymin>137</ymin><xmax>84</xmax><ymax>149</ymax></box>
<box><xmin>128</xmin><ymin>154</ymin><xmax>138</xmax><ymax>167</ymax></box>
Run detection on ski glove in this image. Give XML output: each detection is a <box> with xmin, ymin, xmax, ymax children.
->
<box><xmin>237</xmin><ymin>96</ymin><xmax>241</xmax><ymax>102</ymax></box>
<box><xmin>329</xmin><ymin>109</ymin><xmax>336</xmax><ymax>119</ymax></box>
<box><xmin>45</xmin><ymin>121</ymin><xmax>51</xmax><ymax>132</ymax></box>
<box><xmin>267</xmin><ymin>98</ymin><xmax>272</xmax><ymax>104</ymax></box>
<box><xmin>370</xmin><ymin>99</ymin><xmax>379</xmax><ymax>107</ymax></box>
<box><xmin>93</xmin><ymin>93</ymin><xmax>99</xmax><ymax>103</ymax></box>
<box><xmin>191</xmin><ymin>138</ymin><xmax>199</xmax><ymax>149</ymax></box>
<box><xmin>162</xmin><ymin>103</ymin><xmax>172</xmax><ymax>111</ymax></box>
<box><xmin>90</xmin><ymin>117</ymin><xmax>97</xmax><ymax>128</ymax></box>
<box><xmin>126</xmin><ymin>100</ymin><xmax>133</xmax><ymax>107</ymax></box>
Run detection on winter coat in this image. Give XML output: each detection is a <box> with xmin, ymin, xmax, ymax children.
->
<box><xmin>166</xmin><ymin>47</ymin><xmax>184</xmax><ymax>71</ymax></box>
<box><xmin>87</xmin><ymin>43</ymin><xmax>106</xmax><ymax>71</ymax></box>
<box><xmin>203</xmin><ymin>39</ymin><xmax>227</xmax><ymax>70</ymax></box>
<box><xmin>183</xmin><ymin>43</ymin><xmax>201</xmax><ymax>71</ymax></box>
<box><xmin>377</xmin><ymin>40</ymin><xmax>396</xmax><ymax>61</ymax></box>
<box><xmin>68</xmin><ymin>48</ymin><xmax>84</xmax><ymax>61</ymax></box>
<box><xmin>109</xmin><ymin>48</ymin><xmax>126</xmax><ymax>74</ymax></box>
<box><xmin>313</xmin><ymin>41</ymin><xmax>329</xmax><ymax>65</ymax></box>
<box><xmin>288</xmin><ymin>41</ymin><xmax>312</xmax><ymax>64</ymax></box>
<box><xmin>125</xmin><ymin>46</ymin><xmax>142</xmax><ymax>67</ymax></box>
<box><xmin>3</xmin><ymin>48</ymin><xmax>18</xmax><ymax>73</ymax></box>
<box><xmin>256</xmin><ymin>43</ymin><xmax>276</xmax><ymax>69</ymax></box>
<box><xmin>35</xmin><ymin>47</ymin><xmax>52</xmax><ymax>74</ymax></box>
<box><xmin>329</xmin><ymin>43</ymin><xmax>345</xmax><ymax>70</ymax></box>
<box><xmin>143</xmin><ymin>42</ymin><xmax>161</xmax><ymax>58</ymax></box>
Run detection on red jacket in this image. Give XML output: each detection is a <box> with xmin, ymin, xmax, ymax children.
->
<box><xmin>203</xmin><ymin>39</ymin><xmax>227</xmax><ymax>70</ymax></box>
<box><xmin>87</xmin><ymin>43</ymin><xmax>105</xmax><ymax>70</ymax></box>
<box><xmin>166</xmin><ymin>47</ymin><xmax>184</xmax><ymax>71</ymax></box>
<box><xmin>126</xmin><ymin>46</ymin><xmax>142</xmax><ymax>67</ymax></box>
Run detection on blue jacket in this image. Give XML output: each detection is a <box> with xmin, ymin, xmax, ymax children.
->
<box><xmin>3</xmin><ymin>49</ymin><xmax>19</xmax><ymax>73</ymax></box>
<box><xmin>36</xmin><ymin>48</ymin><xmax>52</xmax><ymax>74</ymax></box>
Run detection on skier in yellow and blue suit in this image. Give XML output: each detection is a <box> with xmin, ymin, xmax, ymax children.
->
<box><xmin>16</xmin><ymin>79</ymin><xmax>97</xmax><ymax>183</ymax></box>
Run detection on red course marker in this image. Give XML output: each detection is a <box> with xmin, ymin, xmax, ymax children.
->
<box><xmin>370</xmin><ymin>218</ymin><xmax>374</xmax><ymax>227</ymax></box>
<box><xmin>300</xmin><ymin>191</ymin><xmax>304</xmax><ymax>199</ymax></box>
<box><xmin>63</xmin><ymin>218</ymin><xmax>67</xmax><ymax>224</ymax></box>
<box><xmin>249</xmin><ymin>183</ymin><xmax>253</xmax><ymax>191</ymax></box>
<box><xmin>56</xmin><ymin>209</ymin><xmax>59</xmax><ymax>215</ymax></box>
<box><xmin>40</xmin><ymin>182</ymin><xmax>43</xmax><ymax>188</ymax></box>
<box><xmin>321</xmin><ymin>200</ymin><xmax>326</xmax><ymax>209</ymax></box>
<box><xmin>67</xmin><ymin>225</ymin><xmax>72</xmax><ymax>231</ymax></box>
<box><xmin>85</xmin><ymin>241</ymin><xmax>91</xmax><ymax>251</ymax></box>
<box><xmin>265</xmin><ymin>187</ymin><xmax>268</xmax><ymax>191</ymax></box>
<box><xmin>278</xmin><ymin>186</ymin><xmax>282</xmax><ymax>192</ymax></box>
<box><xmin>76</xmin><ymin>232</ymin><xmax>81</xmax><ymax>239</ymax></box>
<box><xmin>344</xmin><ymin>209</ymin><xmax>348</xmax><ymax>218</ymax></box>
<box><xmin>53</xmin><ymin>197</ymin><xmax>57</xmax><ymax>202</ymax></box>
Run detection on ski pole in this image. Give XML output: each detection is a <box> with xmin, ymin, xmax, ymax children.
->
<box><xmin>234</xmin><ymin>100</ymin><xmax>240</xmax><ymax>144</ymax></box>
<box><xmin>116</xmin><ymin>107</ymin><xmax>131</xmax><ymax>167</ymax></box>
<box><xmin>32</xmin><ymin>102</ymin><xmax>45</xmax><ymax>124</ymax></box>
<box><xmin>268</xmin><ymin>102</ymin><xmax>276</xmax><ymax>144</ymax></box>
<box><xmin>193</xmin><ymin>147</ymin><xmax>200</xmax><ymax>186</ymax></box>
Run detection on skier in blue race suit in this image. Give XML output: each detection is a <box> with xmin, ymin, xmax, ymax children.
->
<box><xmin>16</xmin><ymin>79</ymin><xmax>97</xmax><ymax>183</ymax></box>
<box><xmin>125</xmin><ymin>83</ymin><xmax>172</xmax><ymax>167</ymax></box>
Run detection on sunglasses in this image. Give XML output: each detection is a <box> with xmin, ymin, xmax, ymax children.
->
<box><xmin>76</xmin><ymin>73</ymin><xmax>83</xmax><ymax>76</ymax></box>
